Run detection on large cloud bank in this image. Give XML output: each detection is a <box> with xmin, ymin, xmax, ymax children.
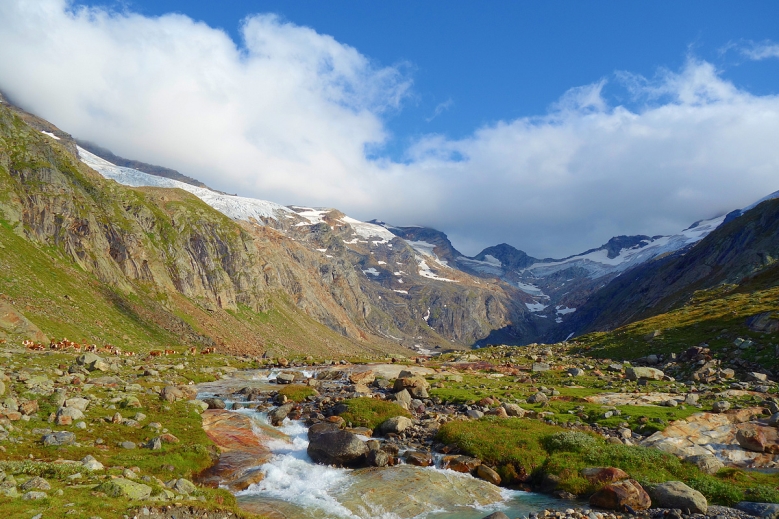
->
<box><xmin>1</xmin><ymin>0</ymin><xmax>778</xmax><ymax>257</ymax></box>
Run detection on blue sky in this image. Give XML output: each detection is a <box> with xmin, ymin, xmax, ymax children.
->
<box><xmin>86</xmin><ymin>1</ymin><xmax>779</xmax><ymax>158</ymax></box>
<box><xmin>1</xmin><ymin>1</ymin><xmax>779</xmax><ymax>256</ymax></box>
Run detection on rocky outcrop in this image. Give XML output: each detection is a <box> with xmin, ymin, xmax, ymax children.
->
<box><xmin>198</xmin><ymin>410</ymin><xmax>288</xmax><ymax>490</ymax></box>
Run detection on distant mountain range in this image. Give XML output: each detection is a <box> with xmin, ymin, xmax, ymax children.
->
<box><xmin>2</xmin><ymin>93</ymin><xmax>778</xmax><ymax>354</ymax></box>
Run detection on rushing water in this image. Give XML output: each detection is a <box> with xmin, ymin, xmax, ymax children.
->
<box><xmin>199</xmin><ymin>367</ymin><xmax>572</xmax><ymax>519</ymax></box>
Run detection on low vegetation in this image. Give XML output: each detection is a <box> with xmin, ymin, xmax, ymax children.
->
<box><xmin>438</xmin><ymin>418</ymin><xmax>779</xmax><ymax>506</ymax></box>
<box><xmin>338</xmin><ymin>398</ymin><xmax>411</xmax><ymax>429</ymax></box>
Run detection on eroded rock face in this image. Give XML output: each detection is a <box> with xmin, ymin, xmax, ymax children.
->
<box><xmin>640</xmin><ymin>409</ymin><xmax>779</xmax><ymax>468</ymax></box>
<box><xmin>197</xmin><ymin>409</ymin><xmax>288</xmax><ymax>490</ymax></box>
<box><xmin>589</xmin><ymin>479</ymin><xmax>651</xmax><ymax>511</ymax></box>
<box><xmin>307</xmin><ymin>422</ymin><xmax>368</xmax><ymax>467</ymax></box>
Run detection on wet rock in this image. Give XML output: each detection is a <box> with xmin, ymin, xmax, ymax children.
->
<box><xmin>202</xmin><ymin>398</ymin><xmax>226</xmax><ymax>410</ymax></box>
<box><xmin>648</xmin><ymin>480</ymin><xmax>707</xmax><ymax>514</ymax></box>
<box><xmin>269</xmin><ymin>403</ymin><xmax>294</xmax><ymax>426</ymax></box>
<box><xmin>476</xmin><ymin>464</ymin><xmax>501</xmax><ymax>485</ymax></box>
<box><xmin>442</xmin><ymin>455</ymin><xmax>482</xmax><ymax>473</ymax></box>
<box><xmin>42</xmin><ymin>431</ymin><xmax>75</xmax><ymax>446</ymax></box>
<box><xmin>404</xmin><ymin>450</ymin><xmax>433</xmax><ymax>466</ymax></box>
<box><xmin>307</xmin><ymin>422</ymin><xmax>368</xmax><ymax>467</ymax></box>
<box><xmin>581</xmin><ymin>467</ymin><xmax>629</xmax><ymax>485</ymax></box>
<box><xmin>198</xmin><ymin>410</ymin><xmax>287</xmax><ymax>490</ymax></box>
<box><xmin>625</xmin><ymin>367</ymin><xmax>664</xmax><ymax>381</ymax></box>
<box><xmin>97</xmin><ymin>478</ymin><xmax>152</xmax><ymax>499</ymax></box>
<box><xmin>276</xmin><ymin>373</ymin><xmax>295</xmax><ymax>384</ymax></box>
<box><xmin>367</xmin><ymin>449</ymin><xmax>390</xmax><ymax>467</ymax></box>
<box><xmin>589</xmin><ymin>479</ymin><xmax>651</xmax><ymax>511</ymax></box>
<box><xmin>379</xmin><ymin>415</ymin><xmax>413</xmax><ymax>435</ymax></box>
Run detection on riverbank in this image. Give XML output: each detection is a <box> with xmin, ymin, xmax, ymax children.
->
<box><xmin>1</xmin><ymin>340</ymin><xmax>779</xmax><ymax>518</ymax></box>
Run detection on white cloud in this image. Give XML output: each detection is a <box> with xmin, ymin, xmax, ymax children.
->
<box><xmin>425</xmin><ymin>98</ymin><xmax>453</xmax><ymax>122</ymax></box>
<box><xmin>737</xmin><ymin>40</ymin><xmax>779</xmax><ymax>61</ymax></box>
<box><xmin>1</xmin><ymin>1</ymin><xmax>778</xmax><ymax>258</ymax></box>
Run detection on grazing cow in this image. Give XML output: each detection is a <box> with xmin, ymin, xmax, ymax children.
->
<box><xmin>164</xmin><ymin>349</ymin><xmax>175</xmax><ymax>356</ymax></box>
<box><xmin>201</xmin><ymin>347</ymin><xmax>216</xmax><ymax>354</ymax></box>
<box><xmin>148</xmin><ymin>350</ymin><xmax>163</xmax><ymax>357</ymax></box>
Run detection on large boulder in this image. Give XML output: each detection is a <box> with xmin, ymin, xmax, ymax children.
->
<box><xmin>42</xmin><ymin>431</ymin><xmax>76</xmax><ymax>446</ymax></box>
<box><xmin>476</xmin><ymin>465</ymin><xmax>502</xmax><ymax>486</ymax></box>
<box><xmin>589</xmin><ymin>479</ymin><xmax>651</xmax><ymax>511</ymax></box>
<box><xmin>648</xmin><ymin>481</ymin><xmax>707</xmax><ymax>514</ymax></box>
<box><xmin>307</xmin><ymin>422</ymin><xmax>368</xmax><ymax>467</ymax></box>
<box><xmin>501</xmin><ymin>403</ymin><xmax>527</xmax><ymax>417</ymax></box>
<box><xmin>625</xmin><ymin>367</ymin><xmax>664</xmax><ymax>381</ymax></box>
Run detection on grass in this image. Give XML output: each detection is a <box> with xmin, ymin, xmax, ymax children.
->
<box><xmin>437</xmin><ymin>417</ymin><xmax>779</xmax><ymax>505</ymax></box>
<box><xmin>277</xmin><ymin>384</ymin><xmax>317</xmax><ymax>402</ymax></box>
<box><xmin>338</xmin><ymin>398</ymin><xmax>411</xmax><ymax>430</ymax></box>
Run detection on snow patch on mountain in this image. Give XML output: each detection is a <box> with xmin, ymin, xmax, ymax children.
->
<box><xmin>407</xmin><ymin>240</ymin><xmax>449</xmax><ymax>267</ymax></box>
<box><xmin>416</xmin><ymin>256</ymin><xmax>458</xmax><ymax>283</ymax></box>
<box><xmin>525</xmin><ymin>302</ymin><xmax>548</xmax><ymax>312</ymax></box>
<box><xmin>556</xmin><ymin>306</ymin><xmax>576</xmax><ymax>315</ymax></box>
<box><xmin>515</xmin><ymin>281</ymin><xmax>548</xmax><ymax>298</ymax></box>
<box><xmin>292</xmin><ymin>207</ymin><xmax>330</xmax><ymax>225</ymax></box>
<box><xmin>41</xmin><ymin>130</ymin><xmax>60</xmax><ymax>140</ymax></box>
<box><xmin>78</xmin><ymin>147</ymin><xmax>293</xmax><ymax>222</ymax></box>
<box><xmin>525</xmin><ymin>215</ymin><xmax>726</xmax><ymax>279</ymax></box>
<box><xmin>340</xmin><ymin>216</ymin><xmax>396</xmax><ymax>243</ymax></box>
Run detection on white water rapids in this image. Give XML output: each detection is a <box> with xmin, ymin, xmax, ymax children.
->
<box><xmin>199</xmin><ymin>368</ymin><xmax>569</xmax><ymax>518</ymax></box>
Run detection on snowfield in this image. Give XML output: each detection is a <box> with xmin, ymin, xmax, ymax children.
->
<box><xmin>78</xmin><ymin>147</ymin><xmax>293</xmax><ymax>222</ymax></box>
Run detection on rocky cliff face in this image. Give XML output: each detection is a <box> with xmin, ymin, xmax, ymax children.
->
<box><xmin>0</xmin><ymin>103</ymin><xmax>534</xmax><ymax>352</ymax></box>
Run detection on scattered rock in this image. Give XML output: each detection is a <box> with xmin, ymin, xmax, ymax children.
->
<box><xmin>42</xmin><ymin>431</ymin><xmax>76</xmax><ymax>446</ymax></box>
<box><xmin>648</xmin><ymin>480</ymin><xmax>707</xmax><ymax>514</ymax></box>
<box><xmin>684</xmin><ymin>454</ymin><xmax>724</xmax><ymax>475</ymax></box>
<box><xmin>21</xmin><ymin>476</ymin><xmax>51</xmax><ymax>491</ymax></box>
<box><xmin>269</xmin><ymin>403</ymin><xmax>294</xmax><ymax>426</ymax></box>
<box><xmin>625</xmin><ymin>367</ymin><xmax>664</xmax><ymax>381</ymax></box>
<box><xmin>476</xmin><ymin>464</ymin><xmax>501</xmax><ymax>486</ymax></box>
<box><xmin>712</xmin><ymin>401</ymin><xmax>731</xmax><ymax>413</ymax></box>
<box><xmin>528</xmin><ymin>392</ymin><xmax>548</xmax><ymax>404</ymax></box>
<box><xmin>97</xmin><ymin>478</ymin><xmax>152</xmax><ymax>500</ymax></box>
<box><xmin>589</xmin><ymin>479</ymin><xmax>651</xmax><ymax>511</ymax></box>
<box><xmin>379</xmin><ymin>415</ymin><xmax>413</xmax><ymax>435</ymax></box>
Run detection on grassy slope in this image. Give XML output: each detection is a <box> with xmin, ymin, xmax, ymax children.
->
<box><xmin>0</xmin><ymin>106</ymin><xmax>403</xmax><ymax>359</ymax></box>
<box><xmin>574</xmin><ymin>283</ymin><xmax>779</xmax><ymax>367</ymax></box>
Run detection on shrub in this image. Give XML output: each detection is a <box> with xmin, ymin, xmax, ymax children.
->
<box><xmin>542</xmin><ymin>431</ymin><xmax>599</xmax><ymax>453</ymax></box>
